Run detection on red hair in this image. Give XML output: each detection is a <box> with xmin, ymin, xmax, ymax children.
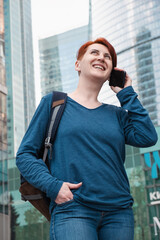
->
<box><xmin>76</xmin><ymin>38</ymin><xmax>117</xmax><ymax>68</ymax></box>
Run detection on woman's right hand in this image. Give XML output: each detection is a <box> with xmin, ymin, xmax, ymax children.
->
<box><xmin>55</xmin><ymin>182</ymin><xmax>82</xmax><ymax>205</ymax></box>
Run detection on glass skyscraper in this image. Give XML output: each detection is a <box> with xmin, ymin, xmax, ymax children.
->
<box><xmin>91</xmin><ymin>0</ymin><xmax>160</xmax><ymax>239</ymax></box>
<box><xmin>4</xmin><ymin>0</ymin><xmax>35</xmax><ymax>159</ymax></box>
<box><xmin>92</xmin><ymin>0</ymin><xmax>160</xmax><ymax>126</ymax></box>
<box><xmin>0</xmin><ymin>0</ymin><xmax>9</xmax><ymax>239</ymax></box>
<box><xmin>39</xmin><ymin>25</ymin><xmax>90</xmax><ymax>96</ymax></box>
<box><xmin>19</xmin><ymin>0</ymin><xmax>35</xmax><ymax>130</ymax></box>
<box><xmin>3</xmin><ymin>0</ymin><xmax>35</xmax><ymax>239</ymax></box>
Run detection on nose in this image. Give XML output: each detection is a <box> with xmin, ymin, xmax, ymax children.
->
<box><xmin>97</xmin><ymin>53</ymin><xmax>105</xmax><ymax>62</ymax></box>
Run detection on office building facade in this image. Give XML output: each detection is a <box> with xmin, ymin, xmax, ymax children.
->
<box><xmin>0</xmin><ymin>0</ymin><xmax>9</xmax><ymax>239</ymax></box>
<box><xmin>125</xmin><ymin>127</ymin><xmax>160</xmax><ymax>240</ymax></box>
<box><xmin>4</xmin><ymin>0</ymin><xmax>35</xmax><ymax>159</ymax></box>
<box><xmin>91</xmin><ymin>0</ymin><xmax>160</xmax><ymax>238</ymax></box>
<box><xmin>4</xmin><ymin>0</ymin><xmax>35</xmax><ymax>239</ymax></box>
<box><xmin>39</xmin><ymin>25</ymin><xmax>89</xmax><ymax>96</ymax></box>
<box><xmin>91</xmin><ymin>0</ymin><xmax>160</xmax><ymax>126</ymax></box>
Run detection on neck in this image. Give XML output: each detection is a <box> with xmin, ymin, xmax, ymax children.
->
<box><xmin>69</xmin><ymin>75</ymin><xmax>104</xmax><ymax>102</ymax></box>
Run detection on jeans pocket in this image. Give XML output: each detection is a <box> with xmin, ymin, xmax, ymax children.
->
<box><xmin>57</xmin><ymin>198</ymin><xmax>74</xmax><ymax>207</ymax></box>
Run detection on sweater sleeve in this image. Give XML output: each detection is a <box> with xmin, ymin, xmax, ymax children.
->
<box><xmin>16</xmin><ymin>94</ymin><xmax>63</xmax><ymax>201</ymax></box>
<box><xmin>117</xmin><ymin>86</ymin><xmax>158</xmax><ymax>147</ymax></box>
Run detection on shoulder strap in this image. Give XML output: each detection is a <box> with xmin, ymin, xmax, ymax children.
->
<box><xmin>42</xmin><ymin>91</ymin><xmax>67</xmax><ymax>162</ymax></box>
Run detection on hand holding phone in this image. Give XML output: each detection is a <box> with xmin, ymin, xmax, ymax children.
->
<box><xmin>109</xmin><ymin>69</ymin><xmax>126</xmax><ymax>88</ymax></box>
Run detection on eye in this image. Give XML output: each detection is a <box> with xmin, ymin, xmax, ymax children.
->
<box><xmin>104</xmin><ymin>54</ymin><xmax>111</xmax><ymax>60</ymax></box>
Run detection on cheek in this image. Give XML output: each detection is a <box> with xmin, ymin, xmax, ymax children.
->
<box><xmin>109</xmin><ymin>60</ymin><xmax>113</xmax><ymax>67</ymax></box>
<box><xmin>108</xmin><ymin>62</ymin><xmax>113</xmax><ymax>72</ymax></box>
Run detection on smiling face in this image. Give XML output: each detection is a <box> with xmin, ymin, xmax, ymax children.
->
<box><xmin>75</xmin><ymin>43</ymin><xmax>113</xmax><ymax>83</ymax></box>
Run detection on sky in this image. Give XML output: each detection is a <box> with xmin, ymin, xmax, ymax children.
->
<box><xmin>31</xmin><ymin>0</ymin><xmax>89</xmax><ymax>105</ymax></box>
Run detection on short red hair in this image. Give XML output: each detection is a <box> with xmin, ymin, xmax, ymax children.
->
<box><xmin>76</xmin><ymin>38</ymin><xmax>117</xmax><ymax>68</ymax></box>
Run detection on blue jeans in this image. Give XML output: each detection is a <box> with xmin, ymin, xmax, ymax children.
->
<box><xmin>50</xmin><ymin>199</ymin><xmax>134</xmax><ymax>240</ymax></box>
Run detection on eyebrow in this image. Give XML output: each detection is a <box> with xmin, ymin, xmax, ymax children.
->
<box><xmin>90</xmin><ymin>49</ymin><xmax>99</xmax><ymax>53</ymax></box>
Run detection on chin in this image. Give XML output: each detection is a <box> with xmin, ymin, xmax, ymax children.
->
<box><xmin>91</xmin><ymin>72</ymin><xmax>108</xmax><ymax>81</ymax></box>
<box><xmin>91</xmin><ymin>76</ymin><xmax>107</xmax><ymax>84</ymax></box>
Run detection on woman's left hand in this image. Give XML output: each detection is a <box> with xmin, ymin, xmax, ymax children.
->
<box><xmin>110</xmin><ymin>68</ymin><xmax>132</xmax><ymax>94</ymax></box>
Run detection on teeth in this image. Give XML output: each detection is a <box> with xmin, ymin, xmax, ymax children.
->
<box><xmin>93</xmin><ymin>65</ymin><xmax>104</xmax><ymax>70</ymax></box>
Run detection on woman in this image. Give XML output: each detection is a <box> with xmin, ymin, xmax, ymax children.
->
<box><xmin>16</xmin><ymin>38</ymin><xmax>158</xmax><ymax>240</ymax></box>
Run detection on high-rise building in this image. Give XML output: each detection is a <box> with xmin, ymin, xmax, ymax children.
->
<box><xmin>3</xmin><ymin>0</ymin><xmax>35</xmax><ymax>239</ymax></box>
<box><xmin>91</xmin><ymin>0</ymin><xmax>160</xmax><ymax>126</ymax></box>
<box><xmin>19</xmin><ymin>0</ymin><xmax>35</xmax><ymax>130</ymax></box>
<box><xmin>91</xmin><ymin>0</ymin><xmax>160</xmax><ymax>239</ymax></box>
<box><xmin>4</xmin><ymin>0</ymin><xmax>35</xmax><ymax>160</ymax></box>
<box><xmin>39</xmin><ymin>25</ymin><xmax>89</xmax><ymax>96</ymax></box>
<box><xmin>0</xmin><ymin>1</ymin><xmax>9</xmax><ymax>239</ymax></box>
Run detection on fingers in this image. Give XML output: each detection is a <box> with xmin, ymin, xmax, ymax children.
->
<box><xmin>67</xmin><ymin>182</ymin><xmax>82</xmax><ymax>189</ymax></box>
<box><xmin>55</xmin><ymin>183</ymin><xmax>73</xmax><ymax>204</ymax></box>
<box><xmin>113</xmin><ymin>67</ymin><xmax>124</xmax><ymax>72</ymax></box>
<box><xmin>125</xmin><ymin>73</ymin><xmax>132</xmax><ymax>86</ymax></box>
<box><xmin>54</xmin><ymin>182</ymin><xmax>82</xmax><ymax>205</ymax></box>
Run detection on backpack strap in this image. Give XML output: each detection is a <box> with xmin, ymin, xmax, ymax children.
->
<box><xmin>43</xmin><ymin>91</ymin><xmax>67</xmax><ymax>162</ymax></box>
<box><xmin>20</xmin><ymin>91</ymin><xmax>67</xmax><ymax>205</ymax></box>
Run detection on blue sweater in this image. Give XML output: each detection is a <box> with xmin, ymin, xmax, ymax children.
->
<box><xmin>16</xmin><ymin>86</ymin><xmax>158</xmax><ymax>212</ymax></box>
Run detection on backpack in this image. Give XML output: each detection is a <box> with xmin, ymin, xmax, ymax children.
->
<box><xmin>19</xmin><ymin>91</ymin><xmax>67</xmax><ymax>221</ymax></box>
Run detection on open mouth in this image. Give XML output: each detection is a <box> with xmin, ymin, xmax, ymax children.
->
<box><xmin>92</xmin><ymin>64</ymin><xmax>105</xmax><ymax>71</ymax></box>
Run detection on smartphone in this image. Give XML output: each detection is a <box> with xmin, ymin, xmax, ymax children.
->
<box><xmin>109</xmin><ymin>69</ymin><xmax>126</xmax><ymax>88</ymax></box>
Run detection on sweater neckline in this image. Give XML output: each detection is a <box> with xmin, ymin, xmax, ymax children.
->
<box><xmin>67</xmin><ymin>96</ymin><xmax>105</xmax><ymax>110</ymax></box>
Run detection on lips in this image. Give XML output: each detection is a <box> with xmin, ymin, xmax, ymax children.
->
<box><xmin>92</xmin><ymin>64</ymin><xmax>106</xmax><ymax>71</ymax></box>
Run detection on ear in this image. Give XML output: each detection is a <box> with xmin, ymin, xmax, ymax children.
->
<box><xmin>75</xmin><ymin>60</ymin><xmax>81</xmax><ymax>72</ymax></box>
